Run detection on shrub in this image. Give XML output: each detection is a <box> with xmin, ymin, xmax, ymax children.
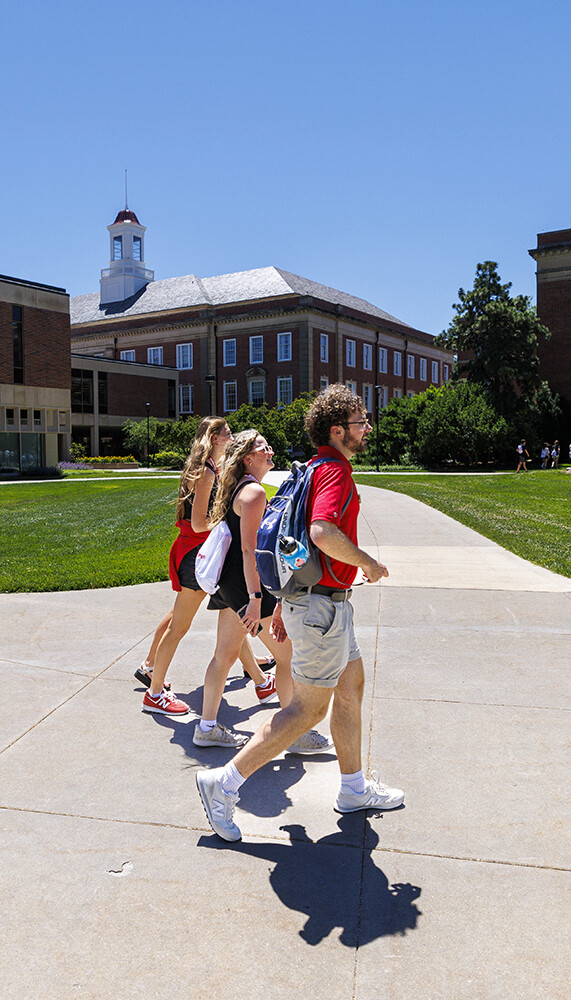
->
<box><xmin>152</xmin><ymin>450</ymin><xmax>185</xmax><ymax>469</ymax></box>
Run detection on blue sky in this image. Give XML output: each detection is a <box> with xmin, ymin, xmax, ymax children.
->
<box><xmin>2</xmin><ymin>0</ymin><xmax>570</xmax><ymax>335</ymax></box>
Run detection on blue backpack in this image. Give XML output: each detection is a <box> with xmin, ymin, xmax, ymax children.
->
<box><xmin>255</xmin><ymin>457</ymin><xmax>353</xmax><ymax>598</ymax></box>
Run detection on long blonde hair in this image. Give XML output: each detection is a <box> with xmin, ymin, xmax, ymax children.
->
<box><xmin>175</xmin><ymin>416</ymin><xmax>227</xmax><ymax>520</ymax></box>
<box><xmin>209</xmin><ymin>428</ymin><xmax>259</xmax><ymax>527</ymax></box>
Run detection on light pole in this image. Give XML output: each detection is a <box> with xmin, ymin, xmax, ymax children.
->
<box><xmin>374</xmin><ymin>385</ymin><xmax>382</xmax><ymax>472</ymax></box>
<box><xmin>145</xmin><ymin>402</ymin><xmax>150</xmax><ymax>467</ymax></box>
<box><xmin>205</xmin><ymin>374</ymin><xmax>216</xmax><ymax>415</ymax></box>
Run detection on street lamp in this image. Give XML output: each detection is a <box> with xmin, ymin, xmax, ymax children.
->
<box><xmin>205</xmin><ymin>374</ymin><xmax>216</xmax><ymax>414</ymax></box>
<box><xmin>374</xmin><ymin>386</ymin><xmax>382</xmax><ymax>472</ymax></box>
<box><xmin>145</xmin><ymin>402</ymin><xmax>150</xmax><ymax>467</ymax></box>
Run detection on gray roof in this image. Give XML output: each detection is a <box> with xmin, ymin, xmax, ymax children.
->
<box><xmin>70</xmin><ymin>265</ymin><xmax>413</xmax><ymax>330</ymax></box>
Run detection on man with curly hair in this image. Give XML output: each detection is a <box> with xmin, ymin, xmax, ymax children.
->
<box><xmin>196</xmin><ymin>384</ymin><xmax>404</xmax><ymax>840</ymax></box>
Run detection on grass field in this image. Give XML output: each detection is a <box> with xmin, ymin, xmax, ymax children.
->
<box><xmin>0</xmin><ymin>470</ymin><xmax>569</xmax><ymax>593</ymax></box>
<box><xmin>354</xmin><ymin>470</ymin><xmax>571</xmax><ymax>578</ymax></box>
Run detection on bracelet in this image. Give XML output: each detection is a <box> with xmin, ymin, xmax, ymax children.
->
<box><xmin>248</xmin><ymin>591</ymin><xmax>262</xmax><ymax>600</ymax></box>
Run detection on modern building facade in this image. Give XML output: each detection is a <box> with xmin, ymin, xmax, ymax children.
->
<box><xmin>71</xmin><ymin>207</ymin><xmax>453</xmax><ymax>424</ymax></box>
<box><xmin>0</xmin><ymin>274</ymin><xmax>71</xmax><ymax>470</ymax></box>
<box><xmin>529</xmin><ymin>229</ymin><xmax>571</xmax><ymax>403</ymax></box>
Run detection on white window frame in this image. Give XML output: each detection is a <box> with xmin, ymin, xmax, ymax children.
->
<box><xmin>147</xmin><ymin>346</ymin><xmax>163</xmax><ymax>365</ymax></box>
<box><xmin>420</xmin><ymin>358</ymin><xmax>427</xmax><ymax>381</ymax></box>
<box><xmin>320</xmin><ymin>376</ymin><xmax>329</xmax><ymax>391</ymax></box>
<box><xmin>431</xmin><ymin>361</ymin><xmax>439</xmax><ymax>383</ymax></box>
<box><xmin>223</xmin><ymin>339</ymin><xmax>236</xmax><ymax>366</ymax></box>
<box><xmin>363</xmin><ymin>343</ymin><xmax>373</xmax><ymax>370</ymax></box>
<box><xmin>180</xmin><ymin>384</ymin><xmax>194</xmax><ymax>414</ymax></box>
<box><xmin>223</xmin><ymin>381</ymin><xmax>237</xmax><ymax>411</ymax></box>
<box><xmin>346</xmin><ymin>339</ymin><xmax>356</xmax><ymax>367</ymax></box>
<box><xmin>277</xmin><ymin>376</ymin><xmax>293</xmax><ymax>405</ymax></box>
<box><xmin>393</xmin><ymin>351</ymin><xmax>402</xmax><ymax>376</ymax></box>
<box><xmin>345</xmin><ymin>380</ymin><xmax>357</xmax><ymax>394</ymax></box>
<box><xmin>249</xmin><ymin>377</ymin><xmax>265</xmax><ymax>406</ymax></box>
<box><xmin>249</xmin><ymin>335</ymin><xmax>264</xmax><ymax>364</ymax></box>
<box><xmin>176</xmin><ymin>343</ymin><xmax>193</xmax><ymax>370</ymax></box>
<box><xmin>443</xmin><ymin>364</ymin><xmax>450</xmax><ymax>382</ymax></box>
<box><xmin>393</xmin><ymin>388</ymin><xmax>402</xmax><ymax>399</ymax></box>
<box><xmin>362</xmin><ymin>384</ymin><xmax>373</xmax><ymax>413</ymax></box>
<box><xmin>379</xmin><ymin>347</ymin><xmax>387</xmax><ymax>374</ymax></box>
<box><xmin>378</xmin><ymin>385</ymin><xmax>388</xmax><ymax>408</ymax></box>
<box><xmin>320</xmin><ymin>333</ymin><xmax>329</xmax><ymax>363</ymax></box>
<box><xmin>277</xmin><ymin>331</ymin><xmax>292</xmax><ymax>362</ymax></box>
<box><xmin>120</xmin><ymin>350</ymin><xmax>135</xmax><ymax>362</ymax></box>
<box><xmin>407</xmin><ymin>354</ymin><xmax>415</xmax><ymax>379</ymax></box>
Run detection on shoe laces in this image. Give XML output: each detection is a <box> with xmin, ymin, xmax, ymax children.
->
<box><xmin>369</xmin><ymin>770</ymin><xmax>389</xmax><ymax>794</ymax></box>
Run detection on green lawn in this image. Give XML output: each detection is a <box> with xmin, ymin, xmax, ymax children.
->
<box><xmin>354</xmin><ymin>470</ymin><xmax>571</xmax><ymax>578</ymax></box>
<box><xmin>1</xmin><ymin>470</ymin><xmax>569</xmax><ymax>593</ymax></box>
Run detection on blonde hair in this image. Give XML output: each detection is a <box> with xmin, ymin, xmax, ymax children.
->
<box><xmin>175</xmin><ymin>416</ymin><xmax>227</xmax><ymax>520</ymax></box>
<box><xmin>209</xmin><ymin>428</ymin><xmax>259</xmax><ymax>527</ymax></box>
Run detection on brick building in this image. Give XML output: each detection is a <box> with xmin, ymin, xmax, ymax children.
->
<box><xmin>529</xmin><ymin>229</ymin><xmax>571</xmax><ymax>403</ymax></box>
<box><xmin>0</xmin><ymin>274</ymin><xmax>71</xmax><ymax>470</ymax></box>
<box><xmin>71</xmin><ymin>206</ymin><xmax>453</xmax><ymax>426</ymax></box>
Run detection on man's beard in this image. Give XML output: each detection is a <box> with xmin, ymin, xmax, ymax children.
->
<box><xmin>342</xmin><ymin>427</ymin><xmax>368</xmax><ymax>454</ymax></box>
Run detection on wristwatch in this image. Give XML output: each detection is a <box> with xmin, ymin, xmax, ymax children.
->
<box><xmin>248</xmin><ymin>591</ymin><xmax>263</xmax><ymax>599</ymax></box>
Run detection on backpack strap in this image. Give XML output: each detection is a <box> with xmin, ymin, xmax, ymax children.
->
<box><xmin>307</xmin><ymin>457</ymin><xmax>355</xmax><ymax>588</ymax></box>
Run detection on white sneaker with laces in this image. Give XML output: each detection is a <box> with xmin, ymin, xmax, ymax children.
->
<box><xmin>287</xmin><ymin>730</ymin><xmax>334</xmax><ymax>755</ymax></box>
<box><xmin>334</xmin><ymin>771</ymin><xmax>404</xmax><ymax>813</ymax></box>
<box><xmin>193</xmin><ymin>722</ymin><xmax>249</xmax><ymax>748</ymax></box>
<box><xmin>196</xmin><ymin>767</ymin><xmax>242</xmax><ymax>841</ymax></box>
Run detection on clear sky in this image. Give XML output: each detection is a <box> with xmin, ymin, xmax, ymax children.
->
<box><xmin>2</xmin><ymin>0</ymin><xmax>570</xmax><ymax>335</ymax></box>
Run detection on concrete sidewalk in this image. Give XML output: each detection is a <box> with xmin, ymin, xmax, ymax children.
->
<box><xmin>1</xmin><ymin>485</ymin><xmax>569</xmax><ymax>999</ymax></box>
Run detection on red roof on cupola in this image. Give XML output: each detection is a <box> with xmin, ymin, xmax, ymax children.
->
<box><xmin>112</xmin><ymin>209</ymin><xmax>141</xmax><ymax>225</ymax></box>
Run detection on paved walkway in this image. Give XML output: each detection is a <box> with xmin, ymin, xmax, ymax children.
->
<box><xmin>1</xmin><ymin>485</ymin><xmax>569</xmax><ymax>999</ymax></box>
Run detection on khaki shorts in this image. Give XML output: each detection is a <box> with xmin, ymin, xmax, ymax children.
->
<box><xmin>282</xmin><ymin>592</ymin><xmax>361</xmax><ymax>688</ymax></box>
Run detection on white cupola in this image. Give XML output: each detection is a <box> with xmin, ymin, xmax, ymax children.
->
<box><xmin>99</xmin><ymin>207</ymin><xmax>154</xmax><ymax>304</ymax></box>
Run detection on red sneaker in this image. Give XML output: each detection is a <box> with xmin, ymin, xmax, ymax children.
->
<box><xmin>142</xmin><ymin>690</ymin><xmax>189</xmax><ymax>716</ymax></box>
<box><xmin>255</xmin><ymin>670</ymin><xmax>277</xmax><ymax>704</ymax></box>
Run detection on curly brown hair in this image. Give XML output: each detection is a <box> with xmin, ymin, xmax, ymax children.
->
<box><xmin>305</xmin><ymin>384</ymin><xmax>365</xmax><ymax>447</ymax></box>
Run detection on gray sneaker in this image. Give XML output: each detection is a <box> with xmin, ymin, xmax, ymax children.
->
<box><xmin>193</xmin><ymin>722</ymin><xmax>249</xmax><ymax>749</ymax></box>
<box><xmin>334</xmin><ymin>771</ymin><xmax>404</xmax><ymax>813</ymax></box>
<box><xmin>287</xmin><ymin>730</ymin><xmax>334</xmax><ymax>755</ymax></box>
<box><xmin>196</xmin><ymin>767</ymin><xmax>242</xmax><ymax>842</ymax></box>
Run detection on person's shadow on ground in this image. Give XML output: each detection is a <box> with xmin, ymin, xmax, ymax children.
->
<box><xmin>198</xmin><ymin>815</ymin><xmax>422</xmax><ymax>946</ymax></box>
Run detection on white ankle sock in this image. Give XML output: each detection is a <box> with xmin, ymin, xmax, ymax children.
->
<box><xmin>220</xmin><ymin>761</ymin><xmax>246</xmax><ymax>795</ymax></box>
<box><xmin>199</xmin><ymin>719</ymin><xmax>217</xmax><ymax>732</ymax></box>
<box><xmin>340</xmin><ymin>770</ymin><xmax>366</xmax><ymax>794</ymax></box>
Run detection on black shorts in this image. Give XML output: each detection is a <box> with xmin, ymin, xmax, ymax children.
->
<box><xmin>207</xmin><ymin>563</ymin><xmax>276</xmax><ymax>622</ymax></box>
<box><xmin>177</xmin><ymin>545</ymin><xmax>203</xmax><ymax>591</ymax></box>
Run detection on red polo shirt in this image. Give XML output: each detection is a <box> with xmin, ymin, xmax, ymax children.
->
<box><xmin>307</xmin><ymin>446</ymin><xmax>360</xmax><ymax>588</ymax></box>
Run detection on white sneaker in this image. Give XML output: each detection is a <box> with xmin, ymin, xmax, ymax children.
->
<box><xmin>196</xmin><ymin>767</ymin><xmax>242</xmax><ymax>841</ymax></box>
<box><xmin>334</xmin><ymin>771</ymin><xmax>404</xmax><ymax>813</ymax></box>
<box><xmin>193</xmin><ymin>723</ymin><xmax>249</xmax><ymax>748</ymax></box>
<box><xmin>287</xmin><ymin>730</ymin><xmax>334</xmax><ymax>754</ymax></box>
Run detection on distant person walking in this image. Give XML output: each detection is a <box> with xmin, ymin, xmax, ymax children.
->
<box><xmin>516</xmin><ymin>439</ymin><xmax>529</xmax><ymax>472</ymax></box>
<box><xmin>195</xmin><ymin>385</ymin><xmax>404</xmax><ymax>842</ymax></box>
<box><xmin>540</xmin><ymin>443</ymin><xmax>550</xmax><ymax>469</ymax></box>
<box><xmin>551</xmin><ymin>440</ymin><xmax>560</xmax><ymax>469</ymax></box>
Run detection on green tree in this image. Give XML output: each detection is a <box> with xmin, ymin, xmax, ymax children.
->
<box><xmin>416</xmin><ymin>381</ymin><xmax>508</xmax><ymax>466</ymax></box>
<box><xmin>436</xmin><ymin>261</ymin><xmax>551</xmax><ymax>417</ymax></box>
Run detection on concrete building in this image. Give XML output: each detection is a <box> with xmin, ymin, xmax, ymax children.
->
<box><xmin>0</xmin><ymin>274</ymin><xmax>71</xmax><ymax>471</ymax></box>
<box><xmin>71</xmin><ymin>206</ymin><xmax>453</xmax><ymax>423</ymax></box>
<box><xmin>529</xmin><ymin>229</ymin><xmax>571</xmax><ymax>403</ymax></box>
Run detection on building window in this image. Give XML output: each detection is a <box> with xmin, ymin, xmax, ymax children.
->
<box><xmin>249</xmin><ymin>336</ymin><xmax>264</xmax><ymax>364</ymax></box>
<box><xmin>180</xmin><ymin>384</ymin><xmax>194</xmax><ymax>414</ymax></box>
<box><xmin>12</xmin><ymin>306</ymin><xmax>24</xmax><ymax>384</ymax></box>
<box><xmin>345</xmin><ymin>380</ymin><xmax>357</xmax><ymax>395</ymax></box>
<box><xmin>224</xmin><ymin>381</ymin><xmax>237</xmax><ymax>411</ymax></box>
<box><xmin>20</xmin><ymin>409</ymin><xmax>29</xmax><ymax>426</ymax></box>
<box><xmin>176</xmin><ymin>343</ymin><xmax>193</xmax><ymax>369</ymax></box>
<box><xmin>98</xmin><ymin>372</ymin><xmax>108</xmax><ymax>415</ymax></box>
<box><xmin>378</xmin><ymin>386</ymin><xmax>388</xmax><ymax>408</ymax></box>
<box><xmin>431</xmin><ymin>361</ymin><xmax>439</xmax><ymax>383</ymax></box>
<box><xmin>393</xmin><ymin>388</ymin><xmax>402</xmax><ymax>399</ymax></box>
<box><xmin>363</xmin><ymin>343</ymin><xmax>373</xmax><ymax>370</ymax></box>
<box><xmin>420</xmin><ymin>358</ymin><xmax>427</xmax><ymax>381</ymax></box>
<box><xmin>407</xmin><ymin>354</ymin><xmax>415</xmax><ymax>379</ymax></box>
<box><xmin>320</xmin><ymin>333</ymin><xmax>329</xmax><ymax>363</ymax></box>
<box><xmin>133</xmin><ymin>236</ymin><xmax>142</xmax><ymax>261</ymax></box>
<box><xmin>277</xmin><ymin>331</ymin><xmax>292</xmax><ymax>362</ymax></box>
<box><xmin>362</xmin><ymin>384</ymin><xmax>373</xmax><ymax>413</ymax></box>
<box><xmin>394</xmin><ymin>351</ymin><xmax>402</xmax><ymax>376</ymax></box>
<box><xmin>443</xmin><ymin>364</ymin><xmax>450</xmax><ymax>382</ymax></box>
<box><xmin>147</xmin><ymin>347</ymin><xmax>163</xmax><ymax>365</ymax></box>
<box><xmin>71</xmin><ymin>369</ymin><xmax>94</xmax><ymax>414</ymax></box>
<box><xmin>346</xmin><ymin>339</ymin><xmax>356</xmax><ymax>367</ymax></box>
<box><xmin>113</xmin><ymin>235</ymin><xmax>122</xmax><ymax>260</ymax></box>
<box><xmin>223</xmin><ymin>339</ymin><xmax>236</xmax><ymax>366</ymax></box>
<box><xmin>379</xmin><ymin>347</ymin><xmax>387</xmax><ymax>374</ymax></box>
<box><xmin>320</xmin><ymin>376</ymin><xmax>329</xmax><ymax>391</ymax></box>
<box><xmin>34</xmin><ymin>409</ymin><xmax>42</xmax><ymax>429</ymax></box>
<box><xmin>120</xmin><ymin>350</ymin><xmax>135</xmax><ymax>362</ymax></box>
<box><xmin>6</xmin><ymin>409</ymin><xmax>15</xmax><ymax>426</ymax></box>
<box><xmin>249</xmin><ymin>378</ymin><xmax>265</xmax><ymax>407</ymax></box>
<box><xmin>277</xmin><ymin>377</ymin><xmax>293</xmax><ymax>405</ymax></box>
